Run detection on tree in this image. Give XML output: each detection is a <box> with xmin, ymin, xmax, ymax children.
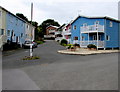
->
<box><xmin>40</xmin><ymin>19</ymin><xmax>60</xmax><ymax>35</ymax></box>
<box><xmin>16</xmin><ymin>13</ymin><xmax>29</xmax><ymax>22</ymax></box>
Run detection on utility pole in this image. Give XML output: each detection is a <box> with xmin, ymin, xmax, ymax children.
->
<box><xmin>30</xmin><ymin>2</ymin><xmax>33</xmax><ymax>57</ymax></box>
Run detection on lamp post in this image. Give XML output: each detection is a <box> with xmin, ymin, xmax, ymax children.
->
<box><xmin>30</xmin><ymin>3</ymin><xmax>33</xmax><ymax>57</ymax></box>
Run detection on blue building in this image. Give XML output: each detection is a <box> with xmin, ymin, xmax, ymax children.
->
<box><xmin>0</xmin><ymin>6</ymin><xmax>35</xmax><ymax>48</ymax></box>
<box><xmin>6</xmin><ymin>12</ymin><xmax>26</xmax><ymax>46</ymax></box>
<box><xmin>71</xmin><ymin>15</ymin><xmax>120</xmax><ymax>49</ymax></box>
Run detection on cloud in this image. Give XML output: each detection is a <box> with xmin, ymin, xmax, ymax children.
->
<box><xmin>0</xmin><ymin>0</ymin><xmax>119</xmax><ymax>25</ymax></box>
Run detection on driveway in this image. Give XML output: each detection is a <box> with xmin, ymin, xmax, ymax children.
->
<box><xmin>2</xmin><ymin>40</ymin><xmax>118</xmax><ymax>90</ymax></box>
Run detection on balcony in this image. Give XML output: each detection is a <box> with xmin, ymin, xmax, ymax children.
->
<box><xmin>44</xmin><ymin>35</ymin><xmax>55</xmax><ymax>38</ymax></box>
<box><xmin>81</xmin><ymin>25</ymin><xmax>104</xmax><ymax>33</ymax></box>
<box><xmin>62</xmin><ymin>29</ymin><xmax>71</xmax><ymax>35</ymax></box>
<box><xmin>55</xmin><ymin>31</ymin><xmax>62</xmax><ymax>35</ymax></box>
<box><xmin>80</xmin><ymin>41</ymin><xmax>104</xmax><ymax>48</ymax></box>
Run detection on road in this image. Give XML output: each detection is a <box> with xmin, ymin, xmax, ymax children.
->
<box><xmin>2</xmin><ymin>40</ymin><xmax>118</xmax><ymax>90</ymax></box>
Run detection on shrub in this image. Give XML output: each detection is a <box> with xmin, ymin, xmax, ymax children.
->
<box><xmin>87</xmin><ymin>44</ymin><xmax>97</xmax><ymax>49</ymax></box>
<box><xmin>67</xmin><ymin>44</ymin><xmax>73</xmax><ymax>49</ymax></box>
<box><xmin>60</xmin><ymin>39</ymin><xmax>68</xmax><ymax>46</ymax></box>
<box><xmin>67</xmin><ymin>44</ymin><xmax>73</xmax><ymax>47</ymax></box>
<box><xmin>73</xmin><ymin>44</ymin><xmax>80</xmax><ymax>48</ymax></box>
<box><xmin>34</xmin><ymin>40</ymin><xmax>44</xmax><ymax>44</ymax></box>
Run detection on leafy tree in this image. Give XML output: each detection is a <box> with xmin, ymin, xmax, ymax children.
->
<box><xmin>40</xmin><ymin>19</ymin><xmax>60</xmax><ymax>34</ymax></box>
<box><xmin>16</xmin><ymin>13</ymin><xmax>29</xmax><ymax>22</ymax></box>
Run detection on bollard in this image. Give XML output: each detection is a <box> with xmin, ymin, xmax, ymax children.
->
<box><xmin>30</xmin><ymin>44</ymin><xmax>33</xmax><ymax>57</ymax></box>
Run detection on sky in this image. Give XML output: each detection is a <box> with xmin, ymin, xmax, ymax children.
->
<box><xmin>0</xmin><ymin>0</ymin><xmax>119</xmax><ymax>25</ymax></box>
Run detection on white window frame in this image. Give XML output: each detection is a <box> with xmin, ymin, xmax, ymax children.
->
<box><xmin>1</xmin><ymin>29</ymin><xmax>4</xmax><ymax>35</ymax></box>
<box><xmin>82</xmin><ymin>36</ymin><xmax>85</xmax><ymax>41</ymax></box>
<box><xmin>95</xmin><ymin>21</ymin><xmax>99</xmax><ymax>25</ymax></box>
<box><xmin>95</xmin><ymin>21</ymin><xmax>99</xmax><ymax>29</ymax></box>
<box><xmin>83</xmin><ymin>23</ymin><xmax>87</xmax><ymax>27</ymax></box>
<box><xmin>7</xmin><ymin>30</ymin><xmax>11</xmax><ymax>37</ymax></box>
<box><xmin>93</xmin><ymin>35</ymin><xmax>97</xmax><ymax>40</ymax></box>
<box><xmin>106</xmin><ymin>35</ymin><xmax>110</xmax><ymax>41</ymax></box>
<box><xmin>73</xmin><ymin>25</ymin><xmax>76</xmax><ymax>30</ymax></box>
<box><xmin>110</xmin><ymin>21</ymin><xmax>113</xmax><ymax>27</ymax></box>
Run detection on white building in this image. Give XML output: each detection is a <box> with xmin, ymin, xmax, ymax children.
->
<box><xmin>0</xmin><ymin>7</ymin><xmax>7</xmax><ymax>50</ymax></box>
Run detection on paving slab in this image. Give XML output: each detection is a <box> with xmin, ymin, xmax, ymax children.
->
<box><xmin>2</xmin><ymin>69</ymin><xmax>40</xmax><ymax>90</ymax></box>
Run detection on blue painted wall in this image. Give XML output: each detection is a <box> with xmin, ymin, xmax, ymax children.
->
<box><xmin>71</xmin><ymin>16</ymin><xmax>104</xmax><ymax>42</ymax></box>
<box><xmin>71</xmin><ymin>16</ymin><xmax>119</xmax><ymax>48</ymax></box>
<box><xmin>105</xmin><ymin>19</ymin><xmax>119</xmax><ymax>48</ymax></box>
<box><xmin>6</xmin><ymin>12</ymin><xmax>25</xmax><ymax>45</ymax></box>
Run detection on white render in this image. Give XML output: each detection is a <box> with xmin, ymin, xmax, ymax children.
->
<box><xmin>0</xmin><ymin>7</ymin><xmax>7</xmax><ymax>49</ymax></box>
<box><xmin>25</xmin><ymin>23</ymin><xmax>35</xmax><ymax>41</ymax></box>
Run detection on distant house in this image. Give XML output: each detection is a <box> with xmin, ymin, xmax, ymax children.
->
<box><xmin>44</xmin><ymin>25</ymin><xmax>58</xmax><ymax>39</ymax></box>
<box><xmin>25</xmin><ymin>22</ymin><xmax>35</xmax><ymax>41</ymax></box>
<box><xmin>0</xmin><ymin>6</ymin><xmax>35</xmax><ymax>49</ymax></box>
<box><xmin>71</xmin><ymin>15</ymin><xmax>120</xmax><ymax>49</ymax></box>
<box><xmin>55</xmin><ymin>24</ymin><xmax>65</xmax><ymax>42</ymax></box>
<box><xmin>62</xmin><ymin>22</ymin><xmax>72</xmax><ymax>44</ymax></box>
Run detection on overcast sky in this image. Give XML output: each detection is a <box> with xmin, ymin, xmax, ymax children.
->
<box><xmin>0</xmin><ymin>0</ymin><xmax>119</xmax><ymax>25</ymax></box>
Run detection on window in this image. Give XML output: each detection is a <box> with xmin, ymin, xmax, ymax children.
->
<box><xmin>106</xmin><ymin>35</ymin><xmax>110</xmax><ymax>41</ymax></box>
<box><xmin>1</xmin><ymin>29</ymin><xmax>4</xmax><ymax>35</ymax></box>
<box><xmin>95</xmin><ymin>21</ymin><xmax>99</xmax><ymax>25</ymax></box>
<box><xmin>74</xmin><ymin>37</ymin><xmax>78</xmax><ymax>40</ymax></box>
<box><xmin>16</xmin><ymin>19</ymin><xmax>18</xmax><ymax>25</ymax></box>
<box><xmin>82</xmin><ymin>36</ymin><xmax>85</xmax><ymax>41</ymax></box>
<box><xmin>99</xmin><ymin>35</ymin><xmax>101</xmax><ymax>40</ymax></box>
<box><xmin>11</xmin><ymin>30</ymin><xmax>14</xmax><ymax>36</ymax></box>
<box><xmin>7</xmin><ymin>30</ymin><xmax>10</xmax><ymax>36</ymax></box>
<box><xmin>95</xmin><ymin>21</ymin><xmax>99</xmax><ymax>27</ymax></box>
<box><xmin>96</xmin><ymin>28</ymin><xmax>98</xmax><ymax>30</ymax></box>
<box><xmin>21</xmin><ymin>33</ymin><xmax>23</xmax><ymax>37</ymax></box>
<box><xmin>27</xmin><ymin>25</ymin><xmax>29</xmax><ymax>29</ymax></box>
<box><xmin>83</xmin><ymin>23</ymin><xmax>87</xmax><ymax>27</ymax></box>
<box><xmin>93</xmin><ymin>35</ymin><xmax>101</xmax><ymax>40</ymax></box>
<box><xmin>110</xmin><ymin>21</ymin><xmax>112</xmax><ymax>27</ymax></box>
<box><xmin>73</xmin><ymin>25</ymin><xmax>76</xmax><ymax>30</ymax></box>
<box><xmin>93</xmin><ymin>35</ymin><xmax>97</xmax><ymax>40</ymax></box>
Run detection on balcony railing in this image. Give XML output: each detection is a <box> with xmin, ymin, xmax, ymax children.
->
<box><xmin>80</xmin><ymin>41</ymin><xmax>104</xmax><ymax>48</ymax></box>
<box><xmin>62</xmin><ymin>29</ymin><xmax>71</xmax><ymax>35</ymax></box>
<box><xmin>44</xmin><ymin>35</ymin><xmax>55</xmax><ymax>38</ymax></box>
<box><xmin>81</xmin><ymin>25</ymin><xmax>104</xmax><ymax>33</ymax></box>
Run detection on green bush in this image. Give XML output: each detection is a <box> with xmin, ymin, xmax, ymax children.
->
<box><xmin>87</xmin><ymin>44</ymin><xmax>97</xmax><ymax>49</ymax></box>
<box><xmin>35</xmin><ymin>40</ymin><xmax>44</xmax><ymax>44</ymax></box>
<box><xmin>60</xmin><ymin>39</ymin><xmax>68</xmax><ymax>46</ymax></box>
<box><xmin>67</xmin><ymin>44</ymin><xmax>73</xmax><ymax>47</ymax></box>
<box><xmin>73</xmin><ymin>44</ymin><xmax>80</xmax><ymax>48</ymax></box>
<box><xmin>61</xmin><ymin>43</ymin><xmax>67</xmax><ymax>46</ymax></box>
<box><xmin>67</xmin><ymin>44</ymin><xmax>73</xmax><ymax>49</ymax></box>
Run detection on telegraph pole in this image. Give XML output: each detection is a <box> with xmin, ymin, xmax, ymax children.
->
<box><xmin>30</xmin><ymin>2</ymin><xmax>33</xmax><ymax>57</ymax></box>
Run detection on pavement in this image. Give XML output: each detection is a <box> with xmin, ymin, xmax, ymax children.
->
<box><xmin>2</xmin><ymin>40</ymin><xmax>119</xmax><ymax>90</ymax></box>
<box><xmin>58</xmin><ymin>48</ymin><xmax>119</xmax><ymax>55</ymax></box>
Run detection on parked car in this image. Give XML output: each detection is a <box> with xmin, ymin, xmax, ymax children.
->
<box><xmin>23</xmin><ymin>40</ymin><xmax>37</xmax><ymax>48</ymax></box>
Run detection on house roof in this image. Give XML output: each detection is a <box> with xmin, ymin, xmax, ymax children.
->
<box><xmin>71</xmin><ymin>15</ymin><xmax>120</xmax><ymax>24</ymax></box>
<box><xmin>46</xmin><ymin>25</ymin><xmax>59</xmax><ymax>29</ymax></box>
<box><xmin>0</xmin><ymin>6</ymin><xmax>35</xmax><ymax>28</ymax></box>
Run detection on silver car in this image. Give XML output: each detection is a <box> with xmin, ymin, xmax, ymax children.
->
<box><xmin>23</xmin><ymin>41</ymin><xmax>37</xmax><ymax>48</ymax></box>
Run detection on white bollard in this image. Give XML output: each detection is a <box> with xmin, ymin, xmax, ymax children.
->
<box><xmin>30</xmin><ymin>44</ymin><xmax>33</xmax><ymax>57</ymax></box>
